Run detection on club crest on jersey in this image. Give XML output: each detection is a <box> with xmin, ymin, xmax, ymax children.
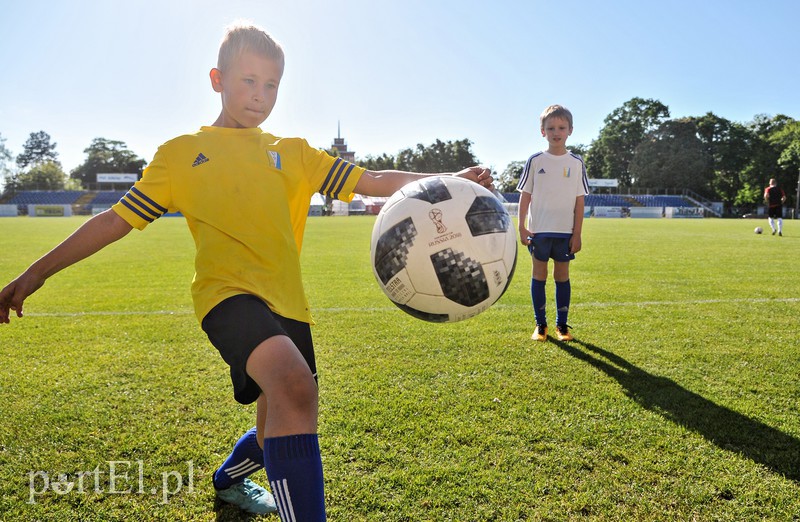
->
<box><xmin>563</xmin><ymin>167</ymin><xmax>571</xmax><ymax>177</ymax></box>
<box><xmin>267</xmin><ymin>150</ymin><xmax>282</xmax><ymax>169</ymax></box>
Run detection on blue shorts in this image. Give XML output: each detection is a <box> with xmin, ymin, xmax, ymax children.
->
<box><xmin>201</xmin><ymin>294</ymin><xmax>316</xmax><ymax>405</ymax></box>
<box><xmin>527</xmin><ymin>235</ymin><xmax>575</xmax><ymax>263</ymax></box>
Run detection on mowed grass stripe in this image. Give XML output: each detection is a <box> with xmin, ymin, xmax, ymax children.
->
<box><xmin>20</xmin><ymin>295</ymin><xmax>800</xmax><ymax>318</ymax></box>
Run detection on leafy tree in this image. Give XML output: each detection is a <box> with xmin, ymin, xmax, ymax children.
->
<box><xmin>70</xmin><ymin>138</ymin><xmax>146</xmax><ymax>188</ymax></box>
<box><xmin>567</xmin><ymin>143</ymin><xmax>589</xmax><ymax>158</ymax></box>
<box><xmin>496</xmin><ymin>161</ymin><xmax>524</xmax><ymax>193</ymax></box>
<box><xmin>733</xmin><ymin>182</ymin><xmax>763</xmax><ymax>208</ymax></box>
<box><xmin>629</xmin><ymin>119</ymin><xmax>712</xmax><ymax>195</ymax></box>
<box><xmin>354</xmin><ymin>138</ymin><xmax>479</xmax><ymax>176</ymax></box>
<box><xmin>768</xmin><ymin>119</ymin><xmax>800</xmax><ymax>209</ymax></box>
<box><xmin>16</xmin><ymin>131</ymin><xmax>59</xmax><ymax>169</ymax></box>
<box><xmin>15</xmin><ymin>160</ymin><xmax>68</xmax><ymax>190</ymax></box>
<box><xmin>586</xmin><ymin>98</ymin><xmax>670</xmax><ymax>186</ymax></box>
<box><xmin>736</xmin><ymin>115</ymin><xmax>784</xmax><ymax>209</ymax></box>
<box><xmin>357</xmin><ymin>153</ymin><xmax>396</xmax><ymax>171</ymax></box>
<box><xmin>747</xmin><ymin>114</ymin><xmax>793</xmax><ymax>174</ymax></box>
<box><xmin>769</xmin><ymin>120</ymin><xmax>800</xmax><ymax>176</ymax></box>
<box><xmin>728</xmin><ymin>114</ymin><xmax>798</xmax><ymax>212</ymax></box>
<box><xmin>691</xmin><ymin>112</ymin><xmax>755</xmax><ymax>208</ymax></box>
<box><xmin>394</xmin><ymin>139</ymin><xmax>479</xmax><ymax>173</ymax></box>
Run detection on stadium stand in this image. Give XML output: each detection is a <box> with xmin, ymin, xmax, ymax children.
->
<box><xmin>507</xmin><ymin>193</ymin><xmax>697</xmax><ymax>209</ymax></box>
<box><xmin>6</xmin><ymin>189</ymin><xmax>704</xmax><ymax>217</ymax></box>
<box><xmin>90</xmin><ymin>191</ymin><xmax>127</xmax><ymax>205</ymax></box>
<box><xmin>89</xmin><ymin>191</ymin><xmax>127</xmax><ymax>212</ymax></box>
<box><xmin>9</xmin><ymin>191</ymin><xmax>85</xmax><ymax>205</ymax></box>
<box><xmin>632</xmin><ymin>195</ymin><xmax>694</xmax><ymax>208</ymax></box>
<box><xmin>584</xmin><ymin>194</ymin><xmax>636</xmax><ymax>207</ymax></box>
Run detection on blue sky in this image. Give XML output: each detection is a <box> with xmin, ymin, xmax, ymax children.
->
<box><xmin>2</xmin><ymin>0</ymin><xmax>799</xmax><ymax>176</ymax></box>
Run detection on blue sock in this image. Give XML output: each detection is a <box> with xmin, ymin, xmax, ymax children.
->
<box><xmin>264</xmin><ymin>434</ymin><xmax>326</xmax><ymax>521</ymax></box>
<box><xmin>213</xmin><ymin>427</ymin><xmax>263</xmax><ymax>490</ymax></box>
<box><xmin>555</xmin><ymin>280</ymin><xmax>571</xmax><ymax>326</ymax></box>
<box><xmin>532</xmin><ymin>278</ymin><xmax>547</xmax><ymax>325</ymax></box>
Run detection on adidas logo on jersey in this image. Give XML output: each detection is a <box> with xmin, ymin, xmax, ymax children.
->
<box><xmin>537</xmin><ymin>168</ymin><xmax>546</xmax><ymax>174</ymax></box>
<box><xmin>192</xmin><ymin>153</ymin><xmax>209</xmax><ymax>167</ymax></box>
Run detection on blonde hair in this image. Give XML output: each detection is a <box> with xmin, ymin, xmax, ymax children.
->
<box><xmin>540</xmin><ymin>104</ymin><xmax>573</xmax><ymax>129</ymax></box>
<box><xmin>217</xmin><ymin>21</ymin><xmax>285</xmax><ymax>72</ymax></box>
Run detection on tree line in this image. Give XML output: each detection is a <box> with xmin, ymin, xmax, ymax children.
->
<box><xmin>0</xmin><ymin>132</ymin><xmax>146</xmax><ymax>195</ymax></box>
<box><xmin>495</xmin><ymin>98</ymin><xmax>799</xmax><ymax>215</ymax></box>
<box><xmin>3</xmin><ymin>97</ymin><xmax>798</xmax><ymax>216</ymax></box>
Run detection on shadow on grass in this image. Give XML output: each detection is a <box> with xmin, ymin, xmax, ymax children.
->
<box><xmin>214</xmin><ymin>495</ymin><xmax>273</xmax><ymax>521</ymax></box>
<box><xmin>554</xmin><ymin>339</ymin><xmax>800</xmax><ymax>482</ymax></box>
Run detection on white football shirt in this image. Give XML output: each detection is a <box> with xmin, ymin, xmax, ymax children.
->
<box><xmin>516</xmin><ymin>151</ymin><xmax>589</xmax><ymax>234</ymax></box>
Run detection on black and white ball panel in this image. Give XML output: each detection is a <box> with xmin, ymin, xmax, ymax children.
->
<box><xmin>370</xmin><ymin>176</ymin><xmax>517</xmax><ymax>323</ymax></box>
<box><xmin>466</xmin><ymin>196</ymin><xmax>511</xmax><ymax>236</ymax></box>
<box><xmin>405</xmin><ymin>176</ymin><xmax>453</xmax><ymax>204</ymax></box>
<box><xmin>373</xmin><ymin>217</ymin><xmax>417</xmax><ymax>285</ymax></box>
<box><xmin>430</xmin><ymin>248</ymin><xmax>489</xmax><ymax>307</ymax></box>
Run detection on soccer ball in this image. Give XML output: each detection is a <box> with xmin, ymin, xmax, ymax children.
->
<box><xmin>370</xmin><ymin>176</ymin><xmax>517</xmax><ymax>323</ymax></box>
<box><xmin>754</xmin><ymin>226</ymin><xmax>763</xmax><ymax>234</ymax></box>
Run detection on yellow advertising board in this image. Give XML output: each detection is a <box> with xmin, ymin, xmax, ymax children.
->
<box><xmin>33</xmin><ymin>205</ymin><xmax>66</xmax><ymax>217</ymax></box>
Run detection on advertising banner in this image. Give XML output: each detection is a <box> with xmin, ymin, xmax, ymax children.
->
<box><xmin>30</xmin><ymin>205</ymin><xmax>71</xmax><ymax>217</ymax></box>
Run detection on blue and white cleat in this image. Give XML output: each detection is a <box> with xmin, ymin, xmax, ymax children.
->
<box><xmin>216</xmin><ymin>477</ymin><xmax>278</xmax><ymax>514</ymax></box>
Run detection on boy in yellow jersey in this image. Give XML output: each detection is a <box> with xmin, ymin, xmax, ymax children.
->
<box><xmin>0</xmin><ymin>22</ymin><xmax>492</xmax><ymax>520</ymax></box>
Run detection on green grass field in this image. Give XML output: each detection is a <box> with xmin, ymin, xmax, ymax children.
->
<box><xmin>0</xmin><ymin>216</ymin><xmax>798</xmax><ymax>521</ymax></box>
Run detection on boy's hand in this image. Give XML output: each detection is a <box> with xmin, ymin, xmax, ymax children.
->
<box><xmin>569</xmin><ymin>234</ymin><xmax>582</xmax><ymax>254</ymax></box>
<box><xmin>454</xmin><ymin>166</ymin><xmax>494</xmax><ymax>191</ymax></box>
<box><xmin>0</xmin><ymin>272</ymin><xmax>44</xmax><ymax>324</ymax></box>
<box><xmin>0</xmin><ymin>210</ymin><xmax>132</xmax><ymax>324</ymax></box>
<box><xmin>519</xmin><ymin>228</ymin><xmax>532</xmax><ymax>245</ymax></box>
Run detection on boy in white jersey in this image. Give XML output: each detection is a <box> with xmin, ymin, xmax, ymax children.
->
<box><xmin>0</xmin><ymin>22</ymin><xmax>493</xmax><ymax>520</ymax></box>
<box><xmin>516</xmin><ymin>105</ymin><xmax>589</xmax><ymax>342</ymax></box>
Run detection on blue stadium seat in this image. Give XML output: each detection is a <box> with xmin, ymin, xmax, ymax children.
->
<box><xmin>632</xmin><ymin>195</ymin><xmax>693</xmax><ymax>208</ymax></box>
<box><xmin>9</xmin><ymin>191</ymin><xmax>85</xmax><ymax>205</ymax></box>
<box><xmin>585</xmin><ymin>194</ymin><xmax>632</xmax><ymax>207</ymax></box>
<box><xmin>90</xmin><ymin>191</ymin><xmax>128</xmax><ymax>205</ymax></box>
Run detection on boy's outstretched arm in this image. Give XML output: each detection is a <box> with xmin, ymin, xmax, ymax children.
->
<box><xmin>354</xmin><ymin>166</ymin><xmax>493</xmax><ymax>197</ymax></box>
<box><xmin>0</xmin><ymin>210</ymin><xmax>133</xmax><ymax>324</ymax></box>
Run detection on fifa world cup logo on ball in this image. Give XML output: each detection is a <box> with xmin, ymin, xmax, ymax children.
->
<box><xmin>428</xmin><ymin>208</ymin><xmax>447</xmax><ymax>234</ymax></box>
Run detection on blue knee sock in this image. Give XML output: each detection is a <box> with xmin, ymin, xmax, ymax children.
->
<box><xmin>532</xmin><ymin>278</ymin><xmax>547</xmax><ymax>325</ymax></box>
<box><xmin>555</xmin><ymin>279</ymin><xmax>571</xmax><ymax>326</ymax></box>
<box><xmin>213</xmin><ymin>427</ymin><xmax>263</xmax><ymax>490</ymax></box>
<box><xmin>264</xmin><ymin>434</ymin><xmax>326</xmax><ymax>521</ymax></box>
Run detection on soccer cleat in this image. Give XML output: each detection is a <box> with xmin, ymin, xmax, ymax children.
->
<box><xmin>555</xmin><ymin>324</ymin><xmax>573</xmax><ymax>341</ymax></box>
<box><xmin>531</xmin><ymin>324</ymin><xmax>548</xmax><ymax>341</ymax></box>
<box><xmin>772</xmin><ymin>229</ymin><xmax>777</xmax><ymax>235</ymax></box>
<box><xmin>779</xmin><ymin>231</ymin><xmax>782</xmax><ymax>236</ymax></box>
<box><xmin>216</xmin><ymin>478</ymin><xmax>278</xmax><ymax>514</ymax></box>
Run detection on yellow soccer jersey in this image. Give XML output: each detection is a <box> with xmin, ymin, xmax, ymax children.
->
<box><xmin>112</xmin><ymin>126</ymin><xmax>365</xmax><ymax>324</ymax></box>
